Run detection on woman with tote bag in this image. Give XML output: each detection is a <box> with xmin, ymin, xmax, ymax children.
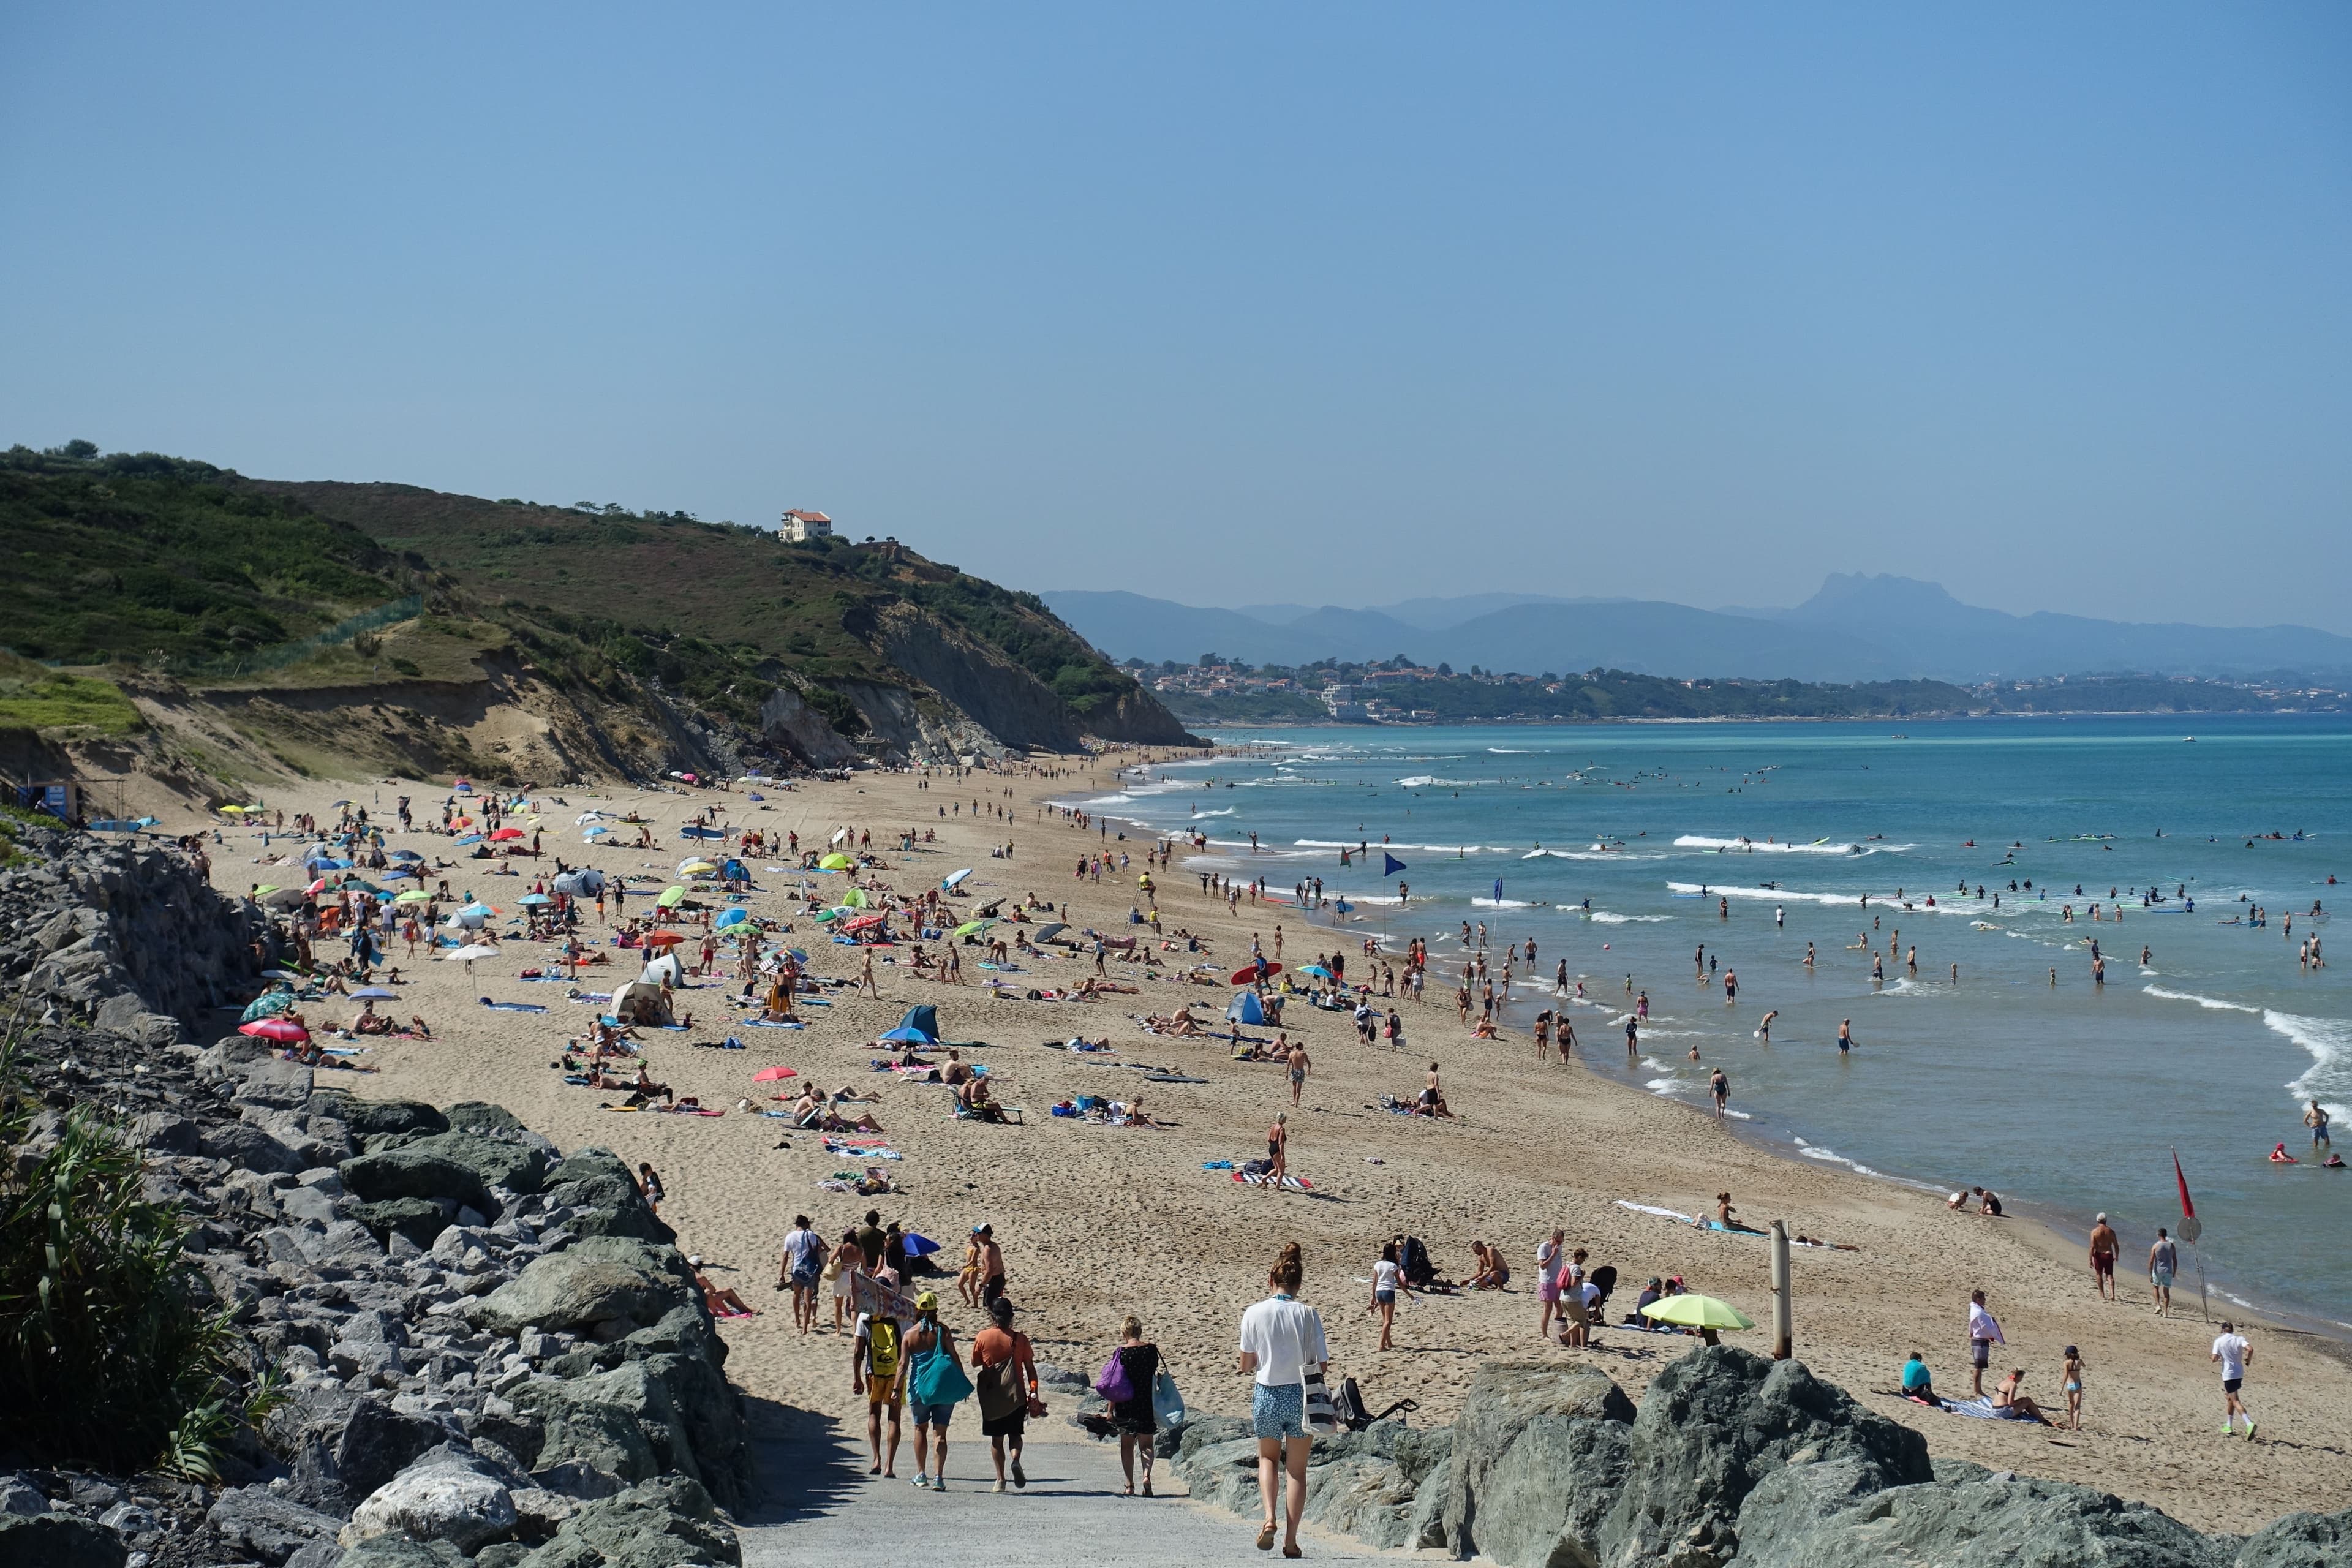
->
<box><xmin>1235</xmin><ymin>1242</ymin><xmax>1329</xmax><ymax>1558</ymax></box>
<box><xmin>896</xmin><ymin>1291</ymin><xmax>971</xmax><ymax>1491</ymax></box>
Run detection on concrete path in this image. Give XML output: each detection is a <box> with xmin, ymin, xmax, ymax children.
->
<box><xmin>736</xmin><ymin>1406</ymin><xmax>1420</xmax><ymax>1566</ymax></box>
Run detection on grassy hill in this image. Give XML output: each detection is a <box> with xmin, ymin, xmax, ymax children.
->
<box><xmin>0</xmin><ymin>443</ymin><xmax>1193</xmax><ymax>774</ymax></box>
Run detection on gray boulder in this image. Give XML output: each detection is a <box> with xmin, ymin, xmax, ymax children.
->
<box><xmin>236</xmin><ymin>1057</ymin><xmax>318</xmax><ymax>1109</ymax></box>
<box><xmin>347</xmin><ymin>1447</ymin><xmax>520</xmax><ymax>1554</ymax></box>
<box><xmin>341</xmin><ymin>1099</ymin><xmax>450</xmax><ymax>1140</ymax></box>
<box><xmin>516</xmin><ymin>1474</ymin><xmax>737</xmax><ymax>1568</ymax></box>
<box><xmin>467</xmin><ymin>1242</ymin><xmax>689</xmax><ymax>1338</ymax></box>
<box><xmin>2235</xmin><ymin>1509</ymin><xmax>2352</xmax><ymax>1568</ymax></box>
<box><xmin>131</xmin><ymin>1110</ymin><xmax>203</xmax><ymax>1154</ymax></box>
<box><xmin>540</xmin><ymin>1150</ymin><xmax>673</xmax><ymax>1243</ymax></box>
<box><xmin>400</xmin><ymin>1129</ymin><xmax>548</xmax><ymax>1197</ymax></box>
<box><xmin>341</xmin><ymin>1147</ymin><xmax>494</xmax><ymax>1216</ymax></box>
<box><xmin>206</xmin><ymin>1121</ymin><xmax>307</xmax><ymax>1174</ymax></box>
<box><xmin>447</xmin><ymin>1102</ymin><xmax>529</xmax><ymax>1135</ymax></box>
<box><xmin>352</xmin><ymin>1198</ymin><xmax>451</xmax><ymax>1250</ymax></box>
<box><xmin>512</xmin><ymin>1384</ymin><xmax>662</xmax><ymax>1491</ymax></box>
<box><xmin>1734</xmin><ymin>1461</ymin><xmax>2223</xmax><ymax>1568</ymax></box>
<box><xmin>0</xmin><ymin>1513</ymin><xmax>128</xmax><ymax>1568</ymax></box>
<box><xmin>336</xmin><ymin>1396</ymin><xmax>454</xmax><ymax>1500</ymax></box>
<box><xmin>1443</xmin><ymin>1361</ymin><xmax>1636</xmax><ymax>1568</ymax></box>
<box><xmin>334</xmin><ymin>1533</ymin><xmax>466</xmax><ymax>1568</ymax></box>
<box><xmin>1596</xmin><ymin>1348</ymin><xmax>1931</xmax><ymax>1568</ymax></box>
<box><xmin>207</xmin><ymin>1486</ymin><xmax>346</xmax><ymax>1565</ymax></box>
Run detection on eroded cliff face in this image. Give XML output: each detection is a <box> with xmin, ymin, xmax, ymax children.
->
<box><xmin>1076</xmin><ymin>682</ymin><xmax>1196</xmax><ymax>746</ymax></box>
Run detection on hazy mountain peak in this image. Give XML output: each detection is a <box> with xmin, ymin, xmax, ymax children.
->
<box><xmin>1793</xmin><ymin>573</ymin><xmax>1970</xmax><ymax>617</ymax></box>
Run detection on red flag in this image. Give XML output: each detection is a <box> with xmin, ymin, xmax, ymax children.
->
<box><xmin>2173</xmin><ymin>1149</ymin><xmax>2196</xmax><ymax>1220</ymax></box>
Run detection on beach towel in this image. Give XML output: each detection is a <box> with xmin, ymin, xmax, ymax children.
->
<box><xmin>650</xmin><ymin>1104</ymin><xmax>725</xmax><ymax>1117</ymax></box>
<box><xmin>824</xmin><ymin>1140</ymin><xmax>901</xmax><ymax>1159</ymax></box>
<box><xmin>737</xmin><ymin>1019</ymin><xmax>805</xmax><ymax>1030</ymax></box>
<box><xmin>1234</xmin><ymin>1171</ymin><xmax>1316</xmax><ymax>1192</ymax></box>
<box><xmin>1142</xmin><ymin>1073</ymin><xmax>1208</xmax><ymax>1084</ymax></box>
<box><xmin>479</xmin><ymin>1000</ymin><xmax>549</xmax><ymax>1013</ymax></box>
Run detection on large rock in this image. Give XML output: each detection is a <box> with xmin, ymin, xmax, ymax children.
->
<box><xmin>205</xmin><ymin>1121</ymin><xmax>307</xmax><ymax>1174</ymax></box>
<box><xmin>516</xmin><ymin>1475</ymin><xmax>737</xmax><ymax>1568</ymax></box>
<box><xmin>352</xmin><ymin>1198</ymin><xmax>451</xmax><ymax>1250</ymax></box>
<box><xmin>1733</xmin><ymin>1460</ymin><xmax>2223</xmax><ymax>1568</ymax></box>
<box><xmin>2235</xmin><ymin>1509</ymin><xmax>2352</xmax><ymax>1568</ymax></box>
<box><xmin>400</xmin><ymin>1129</ymin><xmax>548</xmax><ymax>1197</ymax></box>
<box><xmin>206</xmin><ymin>1486</ymin><xmax>346</xmax><ymax>1565</ymax></box>
<box><xmin>340</xmin><ymin>1099</ymin><xmax>450</xmax><ymax>1140</ymax></box>
<box><xmin>334</xmin><ymin>1533</ymin><xmax>466</xmax><ymax>1568</ymax></box>
<box><xmin>347</xmin><ymin>1447</ymin><xmax>519</xmax><ymax>1554</ymax></box>
<box><xmin>340</xmin><ymin>1147</ymin><xmax>494</xmax><ymax>1217</ymax></box>
<box><xmin>0</xmin><ymin>1513</ymin><xmax>128</xmax><ymax>1568</ymax></box>
<box><xmin>1596</xmin><ymin>1348</ymin><xmax>1931</xmax><ymax>1568</ymax></box>
<box><xmin>468</xmin><ymin>1242</ymin><xmax>689</xmax><ymax>1338</ymax></box>
<box><xmin>236</xmin><ymin>1057</ymin><xmax>318</xmax><ymax>1109</ymax></box>
<box><xmin>541</xmin><ymin>1150</ymin><xmax>673</xmax><ymax>1243</ymax></box>
<box><xmin>1443</xmin><ymin>1362</ymin><xmax>1637</xmax><ymax>1568</ymax></box>
<box><xmin>336</xmin><ymin>1396</ymin><xmax>454</xmax><ymax>1501</ymax></box>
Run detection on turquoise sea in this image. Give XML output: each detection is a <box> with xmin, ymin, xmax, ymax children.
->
<box><xmin>1077</xmin><ymin>715</ymin><xmax>2352</xmax><ymax>1327</ymax></box>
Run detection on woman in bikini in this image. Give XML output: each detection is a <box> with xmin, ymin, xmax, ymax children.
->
<box><xmin>1266</xmin><ymin>1112</ymin><xmax>1288</xmax><ymax>1192</ymax></box>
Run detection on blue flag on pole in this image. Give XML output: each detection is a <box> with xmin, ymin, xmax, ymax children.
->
<box><xmin>1493</xmin><ymin>878</ymin><xmax>1504</xmax><ymax>902</ymax></box>
<box><xmin>1383</xmin><ymin>853</ymin><xmax>1406</xmax><ymax>876</ymax></box>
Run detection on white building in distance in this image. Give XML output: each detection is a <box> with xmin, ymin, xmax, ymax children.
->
<box><xmin>780</xmin><ymin>508</ymin><xmax>833</xmax><ymax>542</ymax></box>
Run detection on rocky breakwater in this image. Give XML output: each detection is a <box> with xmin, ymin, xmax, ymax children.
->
<box><xmin>1</xmin><ymin>1020</ymin><xmax>748</xmax><ymax>1568</ymax></box>
<box><xmin>0</xmin><ymin>822</ymin><xmax>268</xmax><ymax>1042</ymax></box>
<box><xmin>1168</xmin><ymin>1348</ymin><xmax>2352</xmax><ymax>1567</ymax></box>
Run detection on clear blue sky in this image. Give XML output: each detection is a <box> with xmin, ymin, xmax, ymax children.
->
<box><xmin>5</xmin><ymin>6</ymin><xmax>2348</xmax><ymax>629</ymax></box>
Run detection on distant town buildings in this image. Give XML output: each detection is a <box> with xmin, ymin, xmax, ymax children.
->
<box><xmin>780</xmin><ymin>508</ymin><xmax>833</xmax><ymax>542</ymax></box>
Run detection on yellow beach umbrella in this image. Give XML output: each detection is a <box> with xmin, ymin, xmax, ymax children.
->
<box><xmin>394</xmin><ymin>889</ymin><xmax>432</xmax><ymax>903</ymax></box>
<box><xmin>679</xmin><ymin>859</ymin><xmax>718</xmax><ymax>876</ymax></box>
<box><xmin>1638</xmin><ymin>1294</ymin><xmax>1754</xmax><ymax>1332</ymax></box>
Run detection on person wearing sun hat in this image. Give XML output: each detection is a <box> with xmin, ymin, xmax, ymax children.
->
<box><xmin>898</xmin><ymin>1289</ymin><xmax>967</xmax><ymax>1490</ymax></box>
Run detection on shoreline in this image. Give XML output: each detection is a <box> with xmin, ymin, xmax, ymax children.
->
<box><xmin>1066</xmin><ymin>759</ymin><xmax>2352</xmax><ymax>1353</ymax></box>
<box><xmin>1166</xmin><ymin>707</ymin><xmax>2349</xmax><ymax>729</ymax></box>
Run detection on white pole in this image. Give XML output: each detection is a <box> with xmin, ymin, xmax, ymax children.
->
<box><xmin>1769</xmin><ymin>1220</ymin><xmax>1793</xmax><ymax>1360</ymax></box>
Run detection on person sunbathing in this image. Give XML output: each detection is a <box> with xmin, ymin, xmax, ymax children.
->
<box><xmin>1992</xmin><ymin>1369</ymin><xmax>2051</xmax><ymax>1424</ymax></box>
<box><xmin>1470</xmin><ymin>1016</ymin><xmax>1500</xmax><ymax>1039</ymax></box>
<box><xmin>1120</xmin><ymin>1098</ymin><xmax>1159</xmax><ymax>1128</ymax></box>
<box><xmin>959</xmin><ymin>1076</ymin><xmax>1008</xmax><ymax>1123</ymax></box>
<box><xmin>690</xmin><ymin>1262</ymin><xmax>756</xmax><ymax>1317</ymax></box>
<box><xmin>628</xmin><ymin>1065</ymin><xmax>673</xmax><ymax>1104</ymax></box>
<box><xmin>352</xmin><ymin>1010</ymin><xmax>394</xmax><ymax>1036</ymax></box>
<box><xmin>407</xmin><ymin>1015</ymin><xmax>434</xmax><ymax>1038</ymax></box>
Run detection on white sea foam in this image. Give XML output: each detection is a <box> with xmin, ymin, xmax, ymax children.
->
<box><xmin>1675</xmin><ymin>835</ymin><xmax>1910</xmax><ymax>856</ymax></box>
<box><xmin>1590</xmin><ymin>911</ymin><xmax>1670</xmax><ymax>924</ymax></box>
<box><xmin>1792</xmin><ymin>1137</ymin><xmax>1883</xmax><ymax>1178</ymax></box>
<box><xmin>2272</xmin><ymin>1010</ymin><xmax>2352</xmax><ymax>1119</ymax></box>
<box><xmin>2144</xmin><ymin>986</ymin><xmax>2260</xmax><ymax>1014</ymax></box>
<box><xmin>1471</xmin><ymin>897</ymin><xmax>1533</xmax><ymax>908</ymax></box>
<box><xmin>1079</xmin><ymin>793</ymin><xmax>1133</xmax><ymax>805</ymax></box>
<box><xmin>1488</xmin><ymin>747</ymin><xmax>1533</xmax><ymax>753</ymax></box>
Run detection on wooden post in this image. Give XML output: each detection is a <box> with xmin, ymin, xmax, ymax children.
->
<box><xmin>1769</xmin><ymin>1220</ymin><xmax>1793</xmax><ymax>1360</ymax></box>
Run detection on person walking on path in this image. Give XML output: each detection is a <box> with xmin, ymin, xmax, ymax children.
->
<box><xmin>778</xmin><ymin>1213</ymin><xmax>824</xmax><ymax>1333</ymax></box>
<box><xmin>972</xmin><ymin>1298</ymin><xmax>1041</xmax><ymax>1493</ymax></box>
<box><xmin>1286</xmin><ymin>1039</ymin><xmax>1311</xmax><ymax>1107</ymax></box>
<box><xmin>1967</xmin><ymin>1289</ymin><xmax>2005</xmax><ymax>1398</ymax></box>
<box><xmin>851</xmin><ymin>1294</ymin><xmax>907</xmax><ymax>1478</ymax></box>
<box><xmin>2088</xmin><ymin>1213</ymin><xmax>2120</xmax><ymax>1302</ymax></box>
<box><xmin>974</xmin><ymin>1223</ymin><xmax>1008</xmax><ymax>1308</ymax></box>
<box><xmin>1109</xmin><ymin>1316</ymin><xmax>1164</xmax><ymax>1495</ymax></box>
<box><xmin>2150</xmin><ymin>1227</ymin><xmax>2179</xmax><ymax>1316</ymax></box>
<box><xmin>1267</xmin><ymin>1113</ymin><xmax>1289</xmax><ymax>1193</ymax></box>
<box><xmin>898</xmin><ymin>1291</ymin><xmax>966</xmax><ymax>1490</ymax></box>
<box><xmin>1238</xmin><ymin>1242</ymin><xmax>1329</xmax><ymax>1558</ymax></box>
<box><xmin>2213</xmin><ymin>1321</ymin><xmax>2256</xmax><ymax>1439</ymax></box>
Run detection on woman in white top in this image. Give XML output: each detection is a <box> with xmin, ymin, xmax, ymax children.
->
<box><xmin>1237</xmin><ymin>1242</ymin><xmax>1329</xmax><ymax>1558</ymax></box>
<box><xmin>1370</xmin><ymin>1241</ymin><xmax>1412</xmax><ymax>1351</ymax></box>
<box><xmin>1535</xmin><ymin>1228</ymin><xmax>1565</xmax><ymax>1341</ymax></box>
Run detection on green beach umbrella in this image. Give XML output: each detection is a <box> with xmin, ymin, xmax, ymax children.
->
<box><xmin>394</xmin><ymin>889</ymin><xmax>432</xmax><ymax>903</ymax></box>
<box><xmin>1638</xmin><ymin>1294</ymin><xmax>1754</xmax><ymax>1332</ymax></box>
<box><xmin>952</xmin><ymin>919</ymin><xmax>992</xmax><ymax>937</ymax></box>
<box><xmin>657</xmin><ymin>885</ymin><xmax>687</xmax><ymax>908</ymax></box>
<box><xmin>817</xmin><ymin>853</ymin><xmax>854</xmax><ymax>871</ymax></box>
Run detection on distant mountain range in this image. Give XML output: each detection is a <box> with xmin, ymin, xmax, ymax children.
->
<box><xmin>1045</xmin><ymin>577</ymin><xmax>2352</xmax><ymax>685</ymax></box>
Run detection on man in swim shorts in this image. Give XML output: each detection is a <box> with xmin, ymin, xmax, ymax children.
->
<box><xmin>1287</xmin><ymin>1041</ymin><xmax>1311</xmax><ymax>1107</ymax></box>
<box><xmin>2149</xmin><ymin>1227</ymin><xmax>2177</xmax><ymax>1317</ymax></box>
<box><xmin>2087</xmin><ymin>1213</ymin><xmax>2119</xmax><ymax>1302</ymax></box>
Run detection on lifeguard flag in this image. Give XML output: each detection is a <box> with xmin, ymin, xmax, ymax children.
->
<box><xmin>1383</xmin><ymin>854</ymin><xmax>1407</xmax><ymax>876</ymax></box>
<box><xmin>1493</xmin><ymin>878</ymin><xmax>1504</xmax><ymax>902</ymax></box>
<box><xmin>2174</xmin><ymin>1150</ymin><xmax>2196</xmax><ymax>1220</ymax></box>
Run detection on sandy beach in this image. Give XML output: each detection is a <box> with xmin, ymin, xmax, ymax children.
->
<box><xmin>178</xmin><ymin>753</ymin><xmax>2352</xmax><ymax>1534</ymax></box>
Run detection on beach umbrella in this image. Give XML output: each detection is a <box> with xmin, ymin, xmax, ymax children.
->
<box><xmin>1031</xmin><ymin>922</ymin><xmax>1068</xmax><ymax>942</ymax></box>
<box><xmin>1639</xmin><ymin>1294</ymin><xmax>1755</xmax><ymax>1332</ymax></box>
<box><xmin>216</xmin><ymin>804</ymin><xmax>247</xmax><ymax>815</ymax></box>
<box><xmin>454</xmin><ymin>834</ymin><xmax>484</xmax><ymax>846</ymax></box>
<box><xmin>381</xmin><ymin>866</ymin><xmax>419</xmax><ymax>880</ymax></box>
<box><xmin>943</xmin><ymin>868</ymin><xmax>973</xmax><ymax>891</ymax></box>
<box><xmin>643</xmin><ymin>929</ymin><xmax>687</xmax><ymax>947</ymax></box>
<box><xmin>304</xmin><ymin>878</ymin><xmax>329</xmax><ymax>894</ymax></box>
<box><xmin>575</xmin><ymin>811</ymin><xmax>607</xmax><ymax>825</ymax></box>
<box><xmin>877</xmin><ymin>1027</ymin><xmax>932</xmax><ymax>1044</ymax></box>
<box><xmin>330</xmin><ymin>798</ymin><xmax>352</xmax><ymax>809</ymax></box>
<box><xmin>657</xmin><ymin>886</ymin><xmax>687</xmax><ymax>909</ymax></box>
<box><xmin>241</xmin><ymin>991</ymin><xmax>298</xmax><ymax>1022</ymax></box>
<box><xmin>752</xmin><ymin>1065</ymin><xmax>799</xmax><ymax>1082</ymax></box>
<box><xmin>1230</xmin><ymin>961</ymin><xmax>1281</xmax><ymax>985</ymax></box>
<box><xmin>839</xmin><ymin>888</ymin><xmax>872</xmax><ymax>909</ymax></box>
<box><xmin>443</xmin><ymin>944</ymin><xmax>497</xmax><ymax>963</ymax></box>
<box><xmin>459</xmin><ymin>902</ymin><xmax>498</xmax><ymax>918</ymax></box>
<box><xmin>952</xmin><ymin>919</ymin><xmax>992</xmax><ymax>937</ymax></box>
<box><xmin>891</xmin><ymin>1005</ymin><xmax>941</xmax><ymax>1043</ymax></box>
<box><xmin>489</xmin><ymin>827</ymin><xmax>525</xmax><ymax>841</ymax></box>
<box><xmin>785</xmin><ymin>948</ymin><xmax>808</xmax><ymax>964</ymax></box>
<box><xmin>902</xmin><ymin>1232</ymin><xmax>943</xmax><ymax>1258</ymax></box>
<box><xmin>813</xmin><ymin>908</ymin><xmax>843</xmax><ymax>924</ymax></box>
<box><xmin>389</xmin><ymin>849</ymin><xmax>423</xmax><ymax>861</ymax></box>
<box><xmin>1298</xmin><ymin>963</ymin><xmax>1333</xmax><ymax>979</ymax></box>
<box><xmin>747</xmin><ymin>792</ymin><xmax>764</xmax><ymax>801</ymax></box>
<box><xmin>678</xmin><ymin>858</ymin><xmax>717</xmax><ymax>876</ymax></box>
<box><xmin>517</xmin><ymin>893</ymin><xmax>552</xmax><ymax>906</ymax></box>
<box><xmin>239</xmin><ymin>1017</ymin><xmax>308</xmax><ymax>1042</ymax></box>
<box><xmin>817</xmin><ymin>853</ymin><xmax>854</xmax><ymax>871</ymax></box>
<box><xmin>350</xmin><ymin>986</ymin><xmax>399</xmax><ymax>1000</ymax></box>
<box><xmin>394</xmin><ymin>889</ymin><xmax>431</xmax><ymax>903</ymax></box>
<box><xmin>714</xmin><ymin>908</ymin><xmax>748</xmax><ymax>930</ymax></box>
<box><xmin>842</xmin><ymin>913</ymin><xmax>886</xmax><ymax>933</ymax></box>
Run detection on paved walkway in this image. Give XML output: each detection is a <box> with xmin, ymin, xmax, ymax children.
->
<box><xmin>736</xmin><ymin>1406</ymin><xmax>1419</xmax><ymax>1566</ymax></box>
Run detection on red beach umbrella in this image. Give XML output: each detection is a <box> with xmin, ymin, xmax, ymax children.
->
<box><xmin>643</xmin><ymin>929</ymin><xmax>687</xmax><ymax>947</ymax></box>
<box><xmin>752</xmin><ymin>1066</ymin><xmax>799</xmax><ymax>1082</ymax></box>
<box><xmin>239</xmin><ymin>1018</ymin><xmax>309</xmax><ymax>1043</ymax></box>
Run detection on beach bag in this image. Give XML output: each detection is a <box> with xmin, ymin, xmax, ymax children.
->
<box><xmin>1301</xmin><ymin>1366</ymin><xmax>1340</xmax><ymax>1434</ymax></box>
<box><xmin>1334</xmin><ymin>1376</ymin><xmax>1372</xmax><ymax>1433</ymax></box>
<box><xmin>976</xmin><ymin>1359</ymin><xmax>1023</xmax><ymax>1423</ymax></box>
<box><xmin>910</xmin><ymin>1342</ymin><xmax>973</xmax><ymax>1407</ymax></box>
<box><xmin>1152</xmin><ymin>1368</ymin><xmax>1186</xmax><ymax>1428</ymax></box>
<box><xmin>865</xmin><ymin>1317</ymin><xmax>900</xmax><ymax>1382</ymax></box>
<box><xmin>1094</xmin><ymin>1349</ymin><xmax>1136</xmax><ymax>1404</ymax></box>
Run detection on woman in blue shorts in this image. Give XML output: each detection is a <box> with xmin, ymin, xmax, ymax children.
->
<box><xmin>1237</xmin><ymin>1242</ymin><xmax>1329</xmax><ymax>1558</ymax></box>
